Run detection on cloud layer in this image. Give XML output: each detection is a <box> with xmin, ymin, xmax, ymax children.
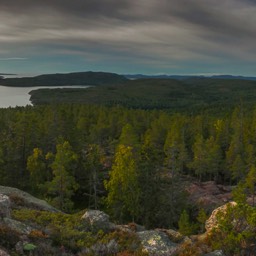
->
<box><xmin>1</xmin><ymin>0</ymin><xmax>256</xmax><ymax>75</ymax></box>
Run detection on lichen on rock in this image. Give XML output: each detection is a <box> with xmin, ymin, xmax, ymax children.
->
<box><xmin>81</xmin><ymin>209</ymin><xmax>116</xmax><ymax>232</ymax></box>
<box><xmin>205</xmin><ymin>201</ymin><xmax>237</xmax><ymax>232</ymax></box>
<box><xmin>137</xmin><ymin>230</ymin><xmax>178</xmax><ymax>255</ymax></box>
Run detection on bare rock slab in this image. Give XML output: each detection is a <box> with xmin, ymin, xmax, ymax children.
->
<box><xmin>0</xmin><ymin>194</ymin><xmax>11</xmax><ymax>218</ymax></box>
<box><xmin>205</xmin><ymin>201</ymin><xmax>237</xmax><ymax>232</ymax></box>
<box><xmin>137</xmin><ymin>230</ymin><xmax>178</xmax><ymax>255</ymax></box>
<box><xmin>0</xmin><ymin>186</ymin><xmax>59</xmax><ymax>212</ymax></box>
<box><xmin>81</xmin><ymin>210</ymin><xmax>116</xmax><ymax>232</ymax></box>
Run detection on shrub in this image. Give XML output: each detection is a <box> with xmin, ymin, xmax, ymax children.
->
<box><xmin>0</xmin><ymin>224</ymin><xmax>20</xmax><ymax>249</ymax></box>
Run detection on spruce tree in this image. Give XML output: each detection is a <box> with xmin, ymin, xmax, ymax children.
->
<box><xmin>46</xmin><ymin>141</ymin><xmax>79</xmax><ymax>212</ymax></box>
<box><xmin>104</xmin><ymin>145</ymin><xmax>140</xmax><ymax>223</ymax></box>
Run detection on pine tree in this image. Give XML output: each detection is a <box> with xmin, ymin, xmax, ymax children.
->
<box><xmin>138</xmin><ymin>137</ymin><xmax>161</xmax><ymax>228</ymax></box>
<box><xmin>27</xmin><ymin>148</ymin><xmax>47</xmax><ymax>193</ymax></box>
<box><xmin>246</xmin><ymin>164</ymin><xmax>256</xmax><ymax>206</ymax></box>
<box><xmin>196</xmin><ymin>208</ymin><xmax>208</xmax><ymax>233</ymax></box>
<box><xmin>205</xmin><ymin>136</ymin><xmax>222</xmax><ymax>181</ymax></box>
<box><xmin>119</xmin><ymin>123</ymin><xmax>140</xmax><ymax>148</ymax></box>
<box><xmin>189</xmin><ymin>135</ymin><xmax>207</xmax><ymax>181</ymax></box>
<box><xmin>82</xmin><ymin>144</ymin><xmax>104</xmax><ymax>209</ymax></box>
<box><xmin>178</xmin><ymin>210</ymin><xmax>194</xmax><ymax>236</ymax></box>
<box><xmin>46</xmin><ymin>141</ymin><xmax>79</xmax><ymax>212</ymax></box>
<box><xmin>104</xmin><ymin>144</ymin><xmax>140</xmax><ymax>223</ymax></box>
<box><xmin>164</xmin><ymin>118</ymin><xmax>189</xmax><ymax>175</ymax></box>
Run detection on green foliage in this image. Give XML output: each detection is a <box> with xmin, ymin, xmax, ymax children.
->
<box><xmin>3</xmin><ymin>101</ymin><xmax>256</xmax><ymax>229</ymax></box>
<box><xmin>99</xmin><ymin>230</ymin><xmax>142</xmax><ymax>254</ymax></box>
<box><xmin>12</xmin><ymin>209</ymin><xmax>97</xmax><ymax>251</ymax></box>
<box><xmin>104</xmin><ymin>145</ymin><xmax>140</xmax><ymax>223</ymax></box>
<box><xmin>210</xmin><ymin>202</ymin><xmax>256</xmax><ymax>255</ymax></box>
<box><xmin>232</xmin><ymin>182</ymin><xmax>247</xmax><ymax>204</ymax></box>
<box><xmin>211</xmin><ymin>181</ymin><xmax>256</xmax><ymax>255</ymax></box>
<box><xmin>164</xmin><ymin>116</ymin><xmax>189</xmax><ymax>175</ymax></box>
<box><xmin>2</xmin><ymin>71</ymin><xmax>127</xmax><ymax>87</ymax></box>
<box><xmin>29</xmin><ymin>77</ymin><xmax>256</xmax><ymax>113</ymax></box>
<box><xmin>46</xmin><ymin>141</ymin><xmax>79</xmax><ymax>212</ymax></box>
<box><xmin>12</xmin><ymin>209</ymin><xmax>144</xmax><ymax>255</ymax></box>
<box><xmin>27</xmin><ymin>148</ymin><xmax>47</xmax><ymax>192</ymax></box>
<box><xmin>119</xmin><ymin>123</ymin><xmax>140</xmax><ymax>149</ymax></box>
<box><xmin>246</xmin><ymin>164</ymin><xmax>256</xmax><ymax>206</ymax></box>
<box><xmin>196</xmin><ymin>208</ymin><xmax>208</xmax><ymax>233</ymax></box>
<box><xmin>138</xmin><ymin>140</ymin><xmax>162</xmax><ymax>229</ymax></box>
<box><xmin>80</xmin><ymin>144</ymin><xmax>105</xmax><ymax>209</ymax></box>
<box><xmin>178</xmin><ymin>210</ymin><xmax>195</xmax><ymax>236</ymax></box>
<box><xmin>23</xmin><ymin>243</ymin><xmax>37</xmax><ymax>251</ymax></box>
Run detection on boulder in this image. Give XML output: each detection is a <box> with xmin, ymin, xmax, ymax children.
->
<box><xmin>205</xmin><ymin>202</ymin><xmax>237</xmax><ymax>232</ymax></box>
<box><xmin>81</xmin><ymin>210</ymin><xmax>115</xmax><ymax>232</ymax></box>
<box><xmin>0</xmin><ymin>186</ymin><xmax>59</xmax><ymax>212</ymax></box>
<box><xmin>116</xmin><ymin>223</ymin><xmax>146</xmax><ymax>233</ymax></box>
<box><xmin>3</xmin><ymin>218</ymin><xmax>33</xmax><ymax>235</ymax></box>
<box><xmin>204</xmin><ymin>250</ymin><xmax>225</xmax><ymax>256</ymax></box>
<box><xmin>187</xmin><ymin>181</ymin><xmax>232</xmax><ymax>212</ymax></box>
<box><xmin>156</xmin><ymin>228</ymin><xmax>184</xmax><ymax>243</ymax></box>
<box><xmin>137</xmin><ymin>230</ymin><xmax>178</xmax><ymax>255</ymax></box>
<box><xmin>0</xmin><ymin>194</ymin><xmax>11</xmax><ymax>219</ymax></box>
<box><xmin>88</xmin><ymin>239</ymin><xmax>119</xmax><ymax>255</ymax></box>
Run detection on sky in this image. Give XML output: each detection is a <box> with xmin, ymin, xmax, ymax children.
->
<box><xmin>1</xmin><ymin>0</ymin><xmax>256</xmax><ymax>76</ymax></box>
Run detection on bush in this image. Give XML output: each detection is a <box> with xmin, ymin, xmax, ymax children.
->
<box><xmin>0</xmin><ymin>224</ymin><xmax>20</xmax><ymax>249</ymax></box>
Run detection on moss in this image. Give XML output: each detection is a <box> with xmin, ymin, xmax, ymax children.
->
<box><xmin>12</xmin><ymin>209</ymin><xmax>146</xmax><ymax>255</ymax></box>
<box><xmin>12</xmin><ymin>209</ymin><xmax>96</xmax><ymax>252</ymax></box>
<box><xmin>23</xmin><ymin>243</ymin><xmax>37</xmax><ymax>251</ymax></box>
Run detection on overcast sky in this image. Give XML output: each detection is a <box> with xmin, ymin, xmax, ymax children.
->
<box><xmin>1</xmin><ymin>0</ymin><xmax>256</xmax><ymax>76</ymax></box>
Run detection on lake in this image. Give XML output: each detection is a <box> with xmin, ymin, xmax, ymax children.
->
<box><xmin>0</xmin><ymin>85</ymin><xmax>90</xmax><ymax>108</ymax></box>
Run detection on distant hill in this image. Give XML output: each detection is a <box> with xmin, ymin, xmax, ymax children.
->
<box><xmin>124</xmin><ymin>74</ymin><xmax>202</xmax><ymax>80</ymax></box>
<box><xmin>0</xmin><ymin>71</ymin><xmax>127</xmax><ymax>87</ymax></box>
<box><xmin>124</xmin><ymin>74</ymin><xmax>256</xmax><ymax>81</ymax></box>
<box><xmin>0</xmin><ymin>73</ymin><xmax>16</xmax><ymax>76</ymax></box>
<box><xmin>29</xmin><ymin>77</ymin><xmax>256</xmax><ymax>114</ymax></box>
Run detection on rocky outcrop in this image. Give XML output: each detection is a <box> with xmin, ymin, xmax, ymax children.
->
<box><xmin>82</xmin><ymin>239</ymin><xmax>119</xmax><ymax>255</ymax></box>
<box><xmin>81</xmin><ymin>210</ymin><xmax>116</xmax><ymax>232</ymax></box>
<box><xmin>187</xmin><ymin>181</ymin><xmax>233</xmax><ymax>212</ymax></box>
<box><xmin>205</xmin><ymin>201</ymin><xmax>237</xmax><ymax>232</ymax></box>
<box><xmin>0</xmin><ymin>186</ymin><xmax>232</xmax><ymax>256</ymax></box>
<box><xmin>0</xmin><ymin>186</ymin><xmax>59</xmax><ymax>212</ymax></box>
<box><xmin>204</xmin><ymin>250</ymin><xmax>225</xmax><ymax>256</ymax></box>
<box><xmin>0</xmin><ymin>194</ymin><xmax>10</xmax><ymax>219</ymax></box>
<box><xmin>3</xmin><ymin>218</ymin><xmax>33</xmax><ymax>235</ymax></box>
<box><xmin>156</xmin><ymin>228</ymin><xmax>184</xmax><ymax>243</ymax></box>
<box><xmin>116</xmin><ymin>223</ymin><xmax>146</xmax><ymax>233</ymax></box>
<box><xmin>137</xmin><ymin>230</ymin><xmax>178</xmax><ymax>255</ymax></box>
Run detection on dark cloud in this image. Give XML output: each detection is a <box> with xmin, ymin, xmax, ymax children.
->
<box><xmin>1</xmin><ymin>0</ymin><xmax>256</xmax><ymax>75</ymax></box>
<box><xmin>0</xmin><ymin>0</ymin><xmax>132</xmax><ymax>19</ymax></box>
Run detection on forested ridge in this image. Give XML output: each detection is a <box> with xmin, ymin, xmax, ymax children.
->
<box><xmin>0</xmin><ymin>104</ymin><xmax>254</xmax><ymax>224</ymax></box>
<box><xmin>0</xmin><ymin>97</ymin><xmax>255</xmax><ymax>254</ymax></box>
<box><xmin>29</xmin><ymin>78</ymin><xmax>256</xmax><ymax>113</ymax></box>
<box><xmin>3</xmin><ymin>73</ymin><xmax>256</xmax><ymax>254</ymax></box>
<box><xmin>0</xmin><ymin>71</ymin><xmax>127</xmax><ymax>87</ymax></box>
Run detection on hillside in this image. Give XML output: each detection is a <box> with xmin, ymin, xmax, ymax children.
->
<box><xmin>0</xmin><ymin>95</ymin><xmax>255</xmax><ymax>254</ymax></box>
<box><xmin>29</xmin><ymin>77</ymin><xmax>256</xmax><ymax>113</ymax></box>
<box><xmin>0</xmin><ymin>186</ymin><xmax>229</xmax><ymax>256</ymax></box>
<box><xmin>0</xmin><ymin>71</ymin><xmax>127</xmax><ymax>87</ymax></box>
<box><xmin>124</xmin><ymin>74</ymin><xmax>256</xmax><ymax>81</ymax></box>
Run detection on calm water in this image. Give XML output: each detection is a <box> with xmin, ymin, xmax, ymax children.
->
<box><xmin>0</xmin><ymin>85</ymin><xmax>89</xmax><ymax>108</ymax></box>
